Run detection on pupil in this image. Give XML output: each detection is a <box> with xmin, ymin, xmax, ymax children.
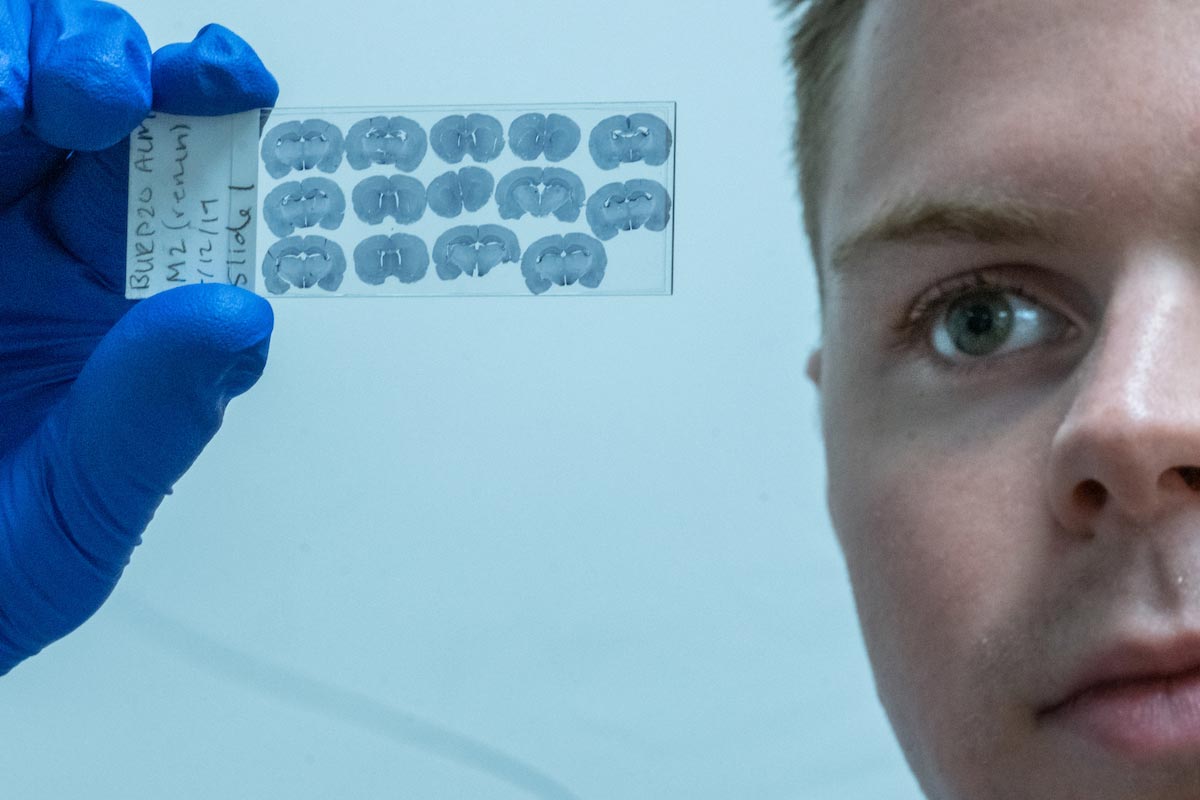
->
<box><xmin>949</xmin><ymin>292</ymin><xmax>1014</xmax><ymax>356</ymax></box>
<box><xmin>965</xmin><ymin>304</ymin><xmax>994</xmax><ymax>335</ymax></box>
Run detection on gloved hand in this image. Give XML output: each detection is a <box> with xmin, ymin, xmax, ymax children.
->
<box><xmin>0</xmin><ymin>0</ymin><xmax>279</xmax><ymax>675</ymax></box>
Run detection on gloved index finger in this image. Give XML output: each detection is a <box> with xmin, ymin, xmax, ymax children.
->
<box><xmin>26</xmin><ymin>0</ymin><xmax>151</xmax><ymax>152</ymax></box>
<box><xmin>151</xmin><ymin>23</ymin><xmax>278</xmax><ymax>117</ymax></box>
<box><xmin>0</xmin><ymin>0</ymin><xmax>68</xmax><ymax>211</ymax></box>
<box><xmin>0</xmin><ymin>0</ymin><xmax>151</xmax><ymax>210</ymax></box>
<box><xmin>0</xmin><ymin>0</ymin><xmax>33</xmax><ymax>136</ymax></box>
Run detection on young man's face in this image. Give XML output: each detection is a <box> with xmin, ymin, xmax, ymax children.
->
<box><xmin>807</xmin><ymin>2</ymin><xmax>1200</xmax><ymax>797</ymax></box>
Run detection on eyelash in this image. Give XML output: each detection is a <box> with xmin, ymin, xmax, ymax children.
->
<box><xmin>889</xmin><ymin>268</ymin><xmax>1068</xmax><ymax>376</ymax></box>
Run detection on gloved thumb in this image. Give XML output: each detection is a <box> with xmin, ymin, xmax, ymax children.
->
<box><xmin>0</xmin><ymin>283</ymin><xmax>272</xmax><ymax>674</ymax></box>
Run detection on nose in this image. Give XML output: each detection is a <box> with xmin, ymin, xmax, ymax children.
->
<box><xmin>1047</xmin><ymin>255</ymin><xmax>1200</xmax><ymax>534</ymax></box>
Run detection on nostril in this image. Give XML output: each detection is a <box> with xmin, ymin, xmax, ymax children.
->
<box><xmin>1074</xmin><ymin>479</ymin><xmax>1107</xmax><ymax>511</ymax></box>
<box><xmin>1178</xmin><ymin>467</ymin><xmax>1200</xmax><ymax>490</ymax></box>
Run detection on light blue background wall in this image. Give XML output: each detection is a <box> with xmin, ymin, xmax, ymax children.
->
<box><xmin>0</xmin><ymin>1</ymin><xmax>925</xmax><ymax>797</ymax></box>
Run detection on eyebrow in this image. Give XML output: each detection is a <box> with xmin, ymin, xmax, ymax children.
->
<box><xmin>829</xmin><ymin>190</ymin><xmax>1083</xmax><ymax>274</ymax></box>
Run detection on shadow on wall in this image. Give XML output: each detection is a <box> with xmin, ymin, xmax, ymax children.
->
<box><xmin>111</xmin><ymin>594</ymin><xmax>580</xmax><ymax>800</ymax></box>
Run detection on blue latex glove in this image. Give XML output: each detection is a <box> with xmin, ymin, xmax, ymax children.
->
<box><xmin>0</xmin><ymin>0</ymin><xmax>279</xmax><ymax>675</ymax></box>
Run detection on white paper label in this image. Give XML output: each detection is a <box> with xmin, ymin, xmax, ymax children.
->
<box><xmin>125</xmin><ymin>110</ymin><xmax>261</xmax><ymax>299</ymax></box>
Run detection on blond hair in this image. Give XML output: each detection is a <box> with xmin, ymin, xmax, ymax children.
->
<box><xmin>777</xmin><ymin>0</ymin><xmax>869</xmax><ymax>306</ymax></box>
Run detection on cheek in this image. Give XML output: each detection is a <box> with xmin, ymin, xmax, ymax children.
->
<box><xmin>830</xmin><ymin>443</ymin><xmax>983</xmax><ymax>692</ymax></box>
<box><xmin>825</xmin><ymin>414</ymin><xmax>1047</xmax><ymax>788</ymax></box>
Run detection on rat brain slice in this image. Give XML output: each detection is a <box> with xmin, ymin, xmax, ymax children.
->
<box><xmin>354</xmin><ymin>234</ymin><xmax>430</xmax><ymax>285</ymax></box>
<box><xmin>521</xmin><ymin>233</ymin><xmax>607</xmax><ymax>295</ymax></box>
<box><xmin>427</xmin><ymin>167</ymin><xmax>495</xmax><ymax>218</ymax></box>
<box><xmin>345</xmin><ymin>115</ymin><xmax>427</xmax><ymax>171</ymax></box>
<box><xmin>495</xmin><ymin>167</ymin><xmax>586</xmax><ymax>222</ymax></box>
<box><xmin>432</xmin><ymin>225</ymin><xmax>521</xmax><ymax>280</ymax></box>
<box><xmin>352</xmin><ymin>175</ymin><xmax>427</xmax><ymax>225</ymax></box>
<box><xmin>262</xmin><ymin>235</ymin><xmax>347</xmax><ymax>294</ymax></box>
<box><xmin>262</xmin><ymin>178</ymin><xmax>346</xmax><ymax>238</ymax></box>
<box><xmin>430</xmin><ymin>113</ymin><xmax>506</xmax><ymax>164</ymax></box>
<box><xmin>261</xmin><ymin>119</ymin><xmax>345</xmax><ymax>178</ymax></box>
<box><xmin>508</xmin><ymin>113</ymin><xmax>581</xmax><ymax>162</ymax></box>
<box><xmin>588</xmin><ymin>113</ymin><xmax>672</xmax><ymax>170</ymax></box>
<box><xmin>586</xmin><ymin>179</ymin><xmax>672</xmax><ymax>241</ymax></box>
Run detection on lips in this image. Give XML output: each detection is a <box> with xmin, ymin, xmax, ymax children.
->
<box><xmin>1043</xmin><ymin>632</ymin><xmax>1200</xmax><ymax>715</ymax></box>
<box><xmin>1038</xmin><ymin>632</ymin><xmax>1200</xmax><ymax>761</ymax></box>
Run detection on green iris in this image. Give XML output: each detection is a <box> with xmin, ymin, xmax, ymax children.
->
<box><xmin>946</xmin><ymin>291</ymin><xmax>1015</xmax><ymax>356</ymax></box>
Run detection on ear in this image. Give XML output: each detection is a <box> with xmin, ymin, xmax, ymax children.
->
<box><xmin>806</xmin><ymin>346</ymin><xmax>823</xmax><ymax>386</ymax></box>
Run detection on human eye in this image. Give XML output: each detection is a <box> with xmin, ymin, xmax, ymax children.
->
<box><xmin>888</xmin><ymin>268</ymin><xmax>1078</xmax><ymax>376</ymax></box>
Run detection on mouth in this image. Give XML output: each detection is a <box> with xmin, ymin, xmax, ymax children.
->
<box><xmin>1040</xmin><ymin>632</ymin><xmax>1200</xmax><ymax>762</ymax></box>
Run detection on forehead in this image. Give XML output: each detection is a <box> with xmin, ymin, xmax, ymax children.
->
<box><xmin>822</xmin><ymin>0</ymin><xmax>1200</xmax><ymax>274</ymax></box>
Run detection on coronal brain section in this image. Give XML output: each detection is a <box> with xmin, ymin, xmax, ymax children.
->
<box><xmin>262</xmin><ymin>236</ymin><xmax>347</xmax><ymax>294</ymax></box>
<box><xmin>262</xmin><ymin>119</ymin><xmax>344</xmax><ymax>179</ymax></box>
<box><xmin>427</xmin><ymin>167</ymin><xmax>495</xmax><ymax>218</ymax></box>
<box><xmin>352</xmin><ymin>175</ymin><xmax>427</xmax><ymax>225</ymax></box>
<box><xmin>508</xmin><ymin>113</ymin><xmax>581</xmax><ymax>162</ymax></box>
<box><xmin>432</xmin><ymin>225</ymin><xmax>521</xmax><ymax>280</ymax></box>
<box><xmin>588</xmin><ymin>113</ymin><xmax>672</xmax><ymax>170</ymax></box>
<box><xmin>262</xmin><ymin>178</ymin><xmax>346</xmax><ymax>238</ymax></box>
<box><xmin>345</xmin><ymin>115</ymin><xmax>427</xmax><ymax>172</ymax></box>
<box><xmin>430</xmin><ymin>113</ymin><xmax>505</xmax><ymax>164</ymax></box>
<box><xmin>495</xmin><ymin>167</ymin><xmax>585</xmax><ymax>222</ymax></box>
<box><xmin>586</xmin><ymin>179</ymin><xmax>672</xmax><ymax>241</ymax></box>
<box><xmin>521</xmin><ymin>233</ymin><xmax>606</xmax><ymax>295</ymax></box>
<box><xmin>354</xmin><ymin>234</ymin><xmax>430</xmax><ymax>285</ymax></box>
